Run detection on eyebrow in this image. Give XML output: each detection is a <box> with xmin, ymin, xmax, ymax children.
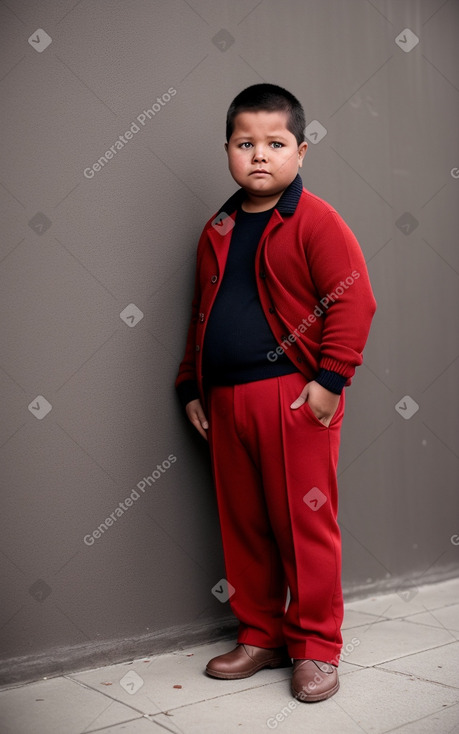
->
<box><xmin>231</xmin><ymin>133</ymin><xmax>290</xmax><ymax>142</ymax></box>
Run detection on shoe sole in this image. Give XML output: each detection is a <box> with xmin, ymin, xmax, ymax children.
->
<box><xmin>292</xmin><ymin>678</ymin><xmax>340</xmax><ymax>703</ymax></box>
<box><xmin>206</xmin><ymin>658</ymin><xmax>292</xmax><ymax>680</ymax></box>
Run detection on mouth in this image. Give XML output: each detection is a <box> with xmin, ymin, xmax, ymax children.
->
<box><xmin>250</xmin><ymin>169</ymin><xmax>271</xmax><ymax>175</ymax></box>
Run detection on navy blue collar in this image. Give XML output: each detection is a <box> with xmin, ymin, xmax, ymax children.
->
<box><xmin>217</xmin><ymin>173</ymin><xmax>303</xmax><ymax>217</ymax></box>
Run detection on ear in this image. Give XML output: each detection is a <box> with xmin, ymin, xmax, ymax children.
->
<box><xmin>224</xmin><ymin>142</ymin><xmax>228</xmax><ymax>153</ymax></box>
<box><xmin>298</xmin><ymin>141</ymin><xmax>308</xmax><ymax>167</ymax></box>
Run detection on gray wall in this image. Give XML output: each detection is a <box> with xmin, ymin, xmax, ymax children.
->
<box><xmin>1</xmin><ymin>0</ymin><xmax>458</xmax><ymax>685</ymax></box>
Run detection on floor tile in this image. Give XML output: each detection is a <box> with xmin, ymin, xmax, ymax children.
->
<box><xmin>70</xmin><ymin>640</ymin><xmax>293</xmax><ymax>713</ymax></box>
<box><xmin>154</xmin><ymin>676</ymin><xmax>372</xmax><ymax>734</ymax></box>
<box><xmin>342</xmin><ymin>608</ymin><xmax>384</xmax><ymax>629</ymax></box>
<box><xmin>336</xmin><ymin>667</ymin><xmax>459</xmax><ymax>734</ymax></box>
<box><xmin>403</xmin><ymin>604</ymin><xmax>459</xmax><ymax>634</ymax></box>
<box><xmin>377</xmin><ymin>641</ymin><xmax>459</xmax><ymax>689</ymax></box>
<box><xmin>412</xmin><ymin>578</ymin><xmax>459</xmax><ymax>611</ymax></box>
<box><xmin>86</xmin><ymin>714</ymin><xmax>185</xmax><ymax>733</ymax></box>
<box><xmin>339</xmin><ymin>618</ymin><xmax>453</xmax><ymax>666</ymax></box>
<box><xmin>70</xmin><ymin>632</ymin><xmax>360</xmax><ymax>717</ymax></box>
<box><xmin>0</xmin><ymin>676</ymin><xmax>144</xmax><ymax>734</ymax></box>
<box><xmin>383</xmin><ymin>701</ymin><xmax>459</xmax><ymax>733</ymax></box>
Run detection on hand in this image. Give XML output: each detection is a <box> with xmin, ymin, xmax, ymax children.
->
<box><xmin>290</xmin><ymin>380</ymin><xmax>340</xmax><ymax>427</ymax></box>
<box><xmin>185</xmin><ymin>399</ymin><xmax>209</xmax><ymax>440</ymax></box>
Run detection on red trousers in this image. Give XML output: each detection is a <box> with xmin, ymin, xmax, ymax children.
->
<box><xmin>207</xmin><ymin>371</ymin><xmax>345</xmax><ymax>663</ymax></box>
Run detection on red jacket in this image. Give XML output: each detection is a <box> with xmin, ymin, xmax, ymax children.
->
<box><xmin>176</xmin><ymin>174</ymin><xmax>376</xmax><ymax>409</ymax></box>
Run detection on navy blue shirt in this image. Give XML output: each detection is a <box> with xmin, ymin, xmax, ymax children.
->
<box><xmin>202</xmin><ymin>205</ymin><xmax>298</xmax><ymax>385</ymax></box>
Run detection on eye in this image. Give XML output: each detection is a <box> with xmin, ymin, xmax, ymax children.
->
<box><xmin>271</xmin><ymin>141</ymin><xmax>284</xmax><ymax>148</ymax></box>
<box><xmin>239</xmin><ymin>142</ymin><xmax>253</xmax><ymax>149</ymax></box>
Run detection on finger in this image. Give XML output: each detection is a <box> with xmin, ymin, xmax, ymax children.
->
<box><xmin>290</xmin><ymin>385</ymin><xmax>309</xmax><ymax>410</ymax></box>
<box><xmin>194</xmin><ymin>408</ymin><xmax>209</xmax><ymax>437</ymax></box>
<box><xmin>197</xmin><ymin>410</ymin><xmax>209</xmax><ymax>430</ymax></box>
<box><xmin>197</xmin><ymin>425</ymin><xmax>209</xmax><ymax>441</ymax></box>
<box><xmin>186</xmin><ymin>406</ymin><xmax>208</xmax><ymax>440</ymax></box>
<box><xmin>192</xmin><ymin>417</ymin><xmax>208</xmax><ymax>440</ymax></box>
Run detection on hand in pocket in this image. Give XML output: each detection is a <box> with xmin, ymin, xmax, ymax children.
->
<box><xmin>290</xmin><ymin>380</ymin><xmax>340</xmax><ymax>427</ymax></box>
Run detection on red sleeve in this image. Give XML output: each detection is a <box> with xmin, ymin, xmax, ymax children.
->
<box><xmin>175</xmin><ymin>231</ymin><xmax>205</xmax><ymax>401</ymax></box>
<box><xmin>307</xmin><ymin>210</ymin><xmax>377</xmax><ymax>380</ymax></box>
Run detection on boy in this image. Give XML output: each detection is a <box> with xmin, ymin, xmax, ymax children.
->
<box><xmin>175</xmin><ymin>84</ymin><xmax>376</xmax><ymax>702</ymax></box>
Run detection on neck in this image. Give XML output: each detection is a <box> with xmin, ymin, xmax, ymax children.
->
<box><xmin>241</xmin><ymin>193</ymin><xmax>282</xmax><ymax>213</ymax></box>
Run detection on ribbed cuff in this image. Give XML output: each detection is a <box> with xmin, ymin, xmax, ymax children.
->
<box><xmin>314</xmin><ymin>369</ymin><xmax>347</xmax><ymax>395</ymax></box>
<box><xmin>176</xmin><ymin>379</ymin><xmax>200</xmax><ymax>410</ymax></box>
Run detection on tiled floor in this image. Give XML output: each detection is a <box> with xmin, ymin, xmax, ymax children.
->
<box><xmin>1</xmin><ymin>578</ymin><xmax>459</xmax><ymax>734</ymax></box>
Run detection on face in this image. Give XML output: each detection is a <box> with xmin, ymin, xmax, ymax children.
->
<box><xmin>225</xmin><ymin>110</ymin><xmax>307</xmax><ymax>204</ymax></box>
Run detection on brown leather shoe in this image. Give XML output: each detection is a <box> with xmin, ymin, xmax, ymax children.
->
<box><xmin>206</xmin><ymin>643</ymin><xmax>292</xmax><ymax>679</ymax></box>
<box><xmin>291</xmin><ymin>659</ymin><xmax>339</xmax><ymax>702</ymax></box>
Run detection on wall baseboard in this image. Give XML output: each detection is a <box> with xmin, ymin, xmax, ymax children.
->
<box><xmin>0</xmin><ymin>615</ymin><xmax>238</xmax><ymax>689</ymax></box>
<box><xmin>2</xmin><ymin>567</ymin><xmax>458</xmax><ymax>688</ymax></box>
<box><xmin>342</xmin><ymin>565</ymin><xmax>459</xmax><ymax>603</ymax></box>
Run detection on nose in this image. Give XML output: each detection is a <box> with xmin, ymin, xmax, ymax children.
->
<box><xmin>252</xmin><ymin>145</ymin><xmax>268</xmax><ymax>162</ymax></box>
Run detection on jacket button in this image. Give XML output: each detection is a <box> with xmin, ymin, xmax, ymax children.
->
<box><xmin>195</xmin><ymin>345</ymin><xmax>200</xmax><ymax>352</ymax></box>
<box><xmin>210</xmin><ymin>275</ymin><xmax>218</xmax><ymax>284</ymax></box>
<box><xmin>268</xmin><ymin>306</ymin><xmax>275</xmax><ymax>314</ymax></box>
<box><xmin>297</xmin><ymin>356</ymin><xmax>303</xmax><ymax>363</ymax></box>
<box><xmin>199</xmin><ymin>312</ymin><xmax>205</xmax><ymax>322</ymax></box>
<box><xmin>259</xmin><ymin>271</ymin><xmax>267</xmax><ymax>279</ymax></box>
